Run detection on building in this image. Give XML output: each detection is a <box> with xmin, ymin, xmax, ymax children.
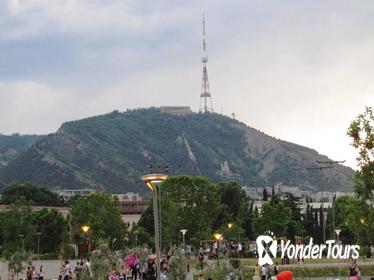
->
<box><xmin>113</xmin><ymin>192</ymin><xmax>149</xmax><ymax>230</ymax></box>
<box><xmin>160</xmin><ymin>106</ymin><xmax>193</xmax><ymax>116</ymax></box>
<box><xmin>55</xmin><ymin>189</ymin><xmax>96</xmax><ymax>201</ymax></box>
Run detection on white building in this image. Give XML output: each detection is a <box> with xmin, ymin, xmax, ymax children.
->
<box><xmin>55</xmin><ymin>189</ymin><xmax>96</xmax><ymax>201</ymax></box>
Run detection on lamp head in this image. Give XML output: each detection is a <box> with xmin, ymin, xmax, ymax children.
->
<box><xmin>180</xmin><ymin>229</ymin><xmax>188</xmax><ymax>235</ymax></box>
<box><xmin>81</xmin><ymin>225</ymin><xmax>90</xmax><ymax>233</ymax></box>
<box><xmin>228</xmin><ymin>223</ymin><xmax>233</xmax><ymax>229</ymax></box>
<box><xmin>141</xmin><ymin>174</ymin><xmax>168</xmax><ymax>192</ymax></box>
<box><xmin>213</xmin><ymin>233</ymin><xmax>223</xmax><ymax>241</ymax></box>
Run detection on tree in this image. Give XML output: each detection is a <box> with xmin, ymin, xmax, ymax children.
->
<box><xmin>213</xmin><ymin>182</ymin><xmax>250</xmax><ymax>230</ymax></box>
<box><xmin>0</xmin><ymin>183</ymin><xmax>64</xmax><ymax>206</ymax></box>
<box><xmin>168</xmin><ymin>248</ymin><xmax>187</xmax><ymax>280</ymax></box>
<box><xmin>242</xmin><ymin>201</ymin><xmax>254</xmax><ymax>241</ymax></box>
<box><xmin>70</xmin><ymin>192</ymin><xmax>127</xmax><ymax>250</ymax></box>
<box><xmin>1</xmin><ymin>203</ymin><xmax>35</xmax><ymax>255</ymax></box>
<box><xmin>334</xmin><ymin>196</ymin><xmax>373</xmax><ymax>245</ymax></box>
<box><xmin>128</xmin><ymin>225</ymin><xmax>153</xmax><ymax>249</ymax></box>
<box><xmin>91</xmin><ymin>239</ymin><xmax>118</xmax><ymax>280</ymax></box>
<box><xmin>262</xmin><ymin>188</ymin><xmax>268</xmax><ymax>201</ymax></box>
<box><xmin>31</xmin><ymin>208</ymin><xmax>68</xmax><ymax>254</ymax></box>
<box><xmin>139</xmin><ymin>176</ymin><xmax>221</xmax><ymax>249</ymax></box>
<box><xmin>252</xmin><ymin>202</ymin><xmax>295</xmax><ymax>239</ymax></box>
<box><xmin>282</xmin><ymin>192</ymin><xmax>302</xmax><ymax>223</ymax></box>
<box><xmin>270</xmin><ymin>186</ymin><xmax>280</xmax><ymax>205</ymax></box>
<box><xmin>162</xmin><ymin>176</ymin><xmax>221</xmax><ymax>247</ymax></box>
<box><xmin>7</xmin><ymin>250</ymin><xmax>26</xmax><ymax>280</ymax></box>
<box><xmin>302</xmin><ymin>204</ymin><xmax>315</xmax><ymax>240</ymax></box>
<box><xmin>347</xmin><ymin>107</ymin><xmax>374</xmax><ymax>201</ymax></box>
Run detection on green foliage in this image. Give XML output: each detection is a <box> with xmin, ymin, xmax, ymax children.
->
<box><xmin>160</xmin><ymin>176</ymin><xmax>221</xmax><ymax>248</ymax></box>
<box><xmin>348</xmin><ymin>106</ymin><xmax>374</xmax><ymax>201</ymax></box>
<box><xmin>0</xmin><ymin>134</ymin><xmax>42</xmax><ymax>166</ymax></box>
<box><xmin>0</xmin><ymin>203</ymin><xmax>68</xmax><ymax>256</ymax></box>
<box><xmin>253</xmin><ymin>202</ymin><xmax>298</xmax><ymax>239</ymax></box>
<box><xmin>128</xmin><ymin>225</ymin><xmax>153</xmax><ymax>248</ymax></box>
<box><xmin>1</xmin><ymin>203</ymin><xmax>36</xmax><ymax>255</ymax></box>
<box><xmin>91</xmin><ymin>239</ymin><xmax>118</xmax><ymax>280</ymax></box>
<box><xmin>199</xmin><ymin>264</ymin><xmax>236</xmax><ymax>280</ymax></box>
<box><xmin>7</xmin><ymin>250</ymin><xmax>27</xmax><ymax>280</ymax></box>
<box><xmin>31</xmin><ymin>208</ymin><xmax>69</xmax><ymax>253</ymax></box>
<box><xmin>70</xmin><ymin>192</ymin><xmax>127</xmax><ymax>250</ymax></box>
<box><xmin>168</xmin><ymin>248</ymin><xmax>187</xmax><ymax>280</ymax></box>
<box><xmin>0</xmin><ymin>183</ymin><xmax>64</xmax><ymax>206</ymax></box>
<box><xmin>334</xmin><ymin>196</ymin><xmax>374</xmax><ymax>245</ymax></box>
<box><xmin>60</xmin><ymin>243</ymin><xmax>76</xmax><ymax>259</ymax></box>
<box><xmin>138</xmin><ymin>176</ymin><xmax>223</xmax><ymax>248</ymax></box>
<box><xmin>216</xmin><ymin>182</ymin><xmax>249</xmax><ymax>226</ymax></box>
<box><xmin>353</xmin><ymin>162</ymin><xmax>374</xmax><ymax>201</ymax></box>
<box><xmin>0</xmin><ymin>108</ymin><xmax>354</xmax><ymax>193</ymax></box>
<box><xmin>348</xmin><ymin>107</ymin><xmax>374</xmax><ymax>166</ymax></box>
<box><xmin>262</xmin><ymin>188</ymin><xmax>268</xmax><ymax>201</ymax></box>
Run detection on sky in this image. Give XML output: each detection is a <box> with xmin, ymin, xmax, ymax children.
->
<box><xmin>1</xmin><ymin>0</ymin><xmax>373</xmax><ymax>169</ymax></box>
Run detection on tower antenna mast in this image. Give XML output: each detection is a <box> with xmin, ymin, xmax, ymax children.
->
<box><xmin>199</xmin><ymin>14</ymin><xmax>214</xmax><ymax>113</ymax></box>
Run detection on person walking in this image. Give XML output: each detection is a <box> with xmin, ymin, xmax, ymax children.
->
<box><xmin>197</xmin><ymin>251</ymin><xmax>204</xmax><ymax>270</ymax></box>
<box><xmin>261</xmin><ymin>263</ymin><xmax>269</xmax><ymax>280</ymax></box>
<box><xmin>273</xmin><ymin>262</ymin><xmax>279</xmax><ymax>276</ymax></box>
<box><xmin>38</xmin><ymin>265</ymin><xmax>44</xmax><ymax>280</ymax></box>
<box><xmin>26</xmin><ymin>266</ymin><xmax>33</xmax><ymax>280</ymax></box>
<box><xmin>62</xmin><ymin>260</ymin><xmax>71</xmax><ymax>280</ymax></box>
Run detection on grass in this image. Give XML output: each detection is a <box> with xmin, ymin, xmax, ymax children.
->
<box><xmin>238</xmin><ymin>256</ymin><xmax>374</xmax><ymax>266</ymax></box>
<box><xmin>193</xmin><ymin>258</ymin><xmax>374</xmax><ymax>279</ymax></box>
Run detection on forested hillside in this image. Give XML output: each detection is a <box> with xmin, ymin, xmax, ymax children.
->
<box><xmin>0</xmin><ymin>134</ymin><xmax>43</xmax><ymax>166</ymax></box>
<box><xmin>0</xmin><ymin>108</ymin><xmax>354</xmax><ymax>193</ymax></box>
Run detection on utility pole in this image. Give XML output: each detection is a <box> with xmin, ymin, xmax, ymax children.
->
<box><xmin>36</xmin><ymin>232</ymin><xmax>42</xmax><ymax>260</ymax></box>
<box><xmin>316</xmin><ymin>160</ymin><xmax>345</xmax><ymax>238</ymax></box>
<box><xmin>306</xmin><ymin>164</ymin><xmax>333</xmax><ymax>243</ymax></box>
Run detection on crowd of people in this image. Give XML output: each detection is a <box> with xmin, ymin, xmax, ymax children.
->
<box><xmin>26</xmin><ymin>265</ymin><xmax>44</xmax><ymax>280</ymax></box>
<box><xmin>55</xmin><ymin>245</ymin><xmax>183</xmax><ymax>280</ymax></box>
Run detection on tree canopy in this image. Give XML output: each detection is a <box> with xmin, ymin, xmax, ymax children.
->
<box><xmin>0</xmin><ymin>203</ymin><xmax>68</xmax><ymax>256</ymax></box>
<box><xmin>69</xmin><ymin>192</ymin><xmax>127</xmax><ymax>250</ymax></box>
<box><xmin>348</xmin><ymin>106</ymin><xmax>374</xmax><ymax>201</ymax></box>
<box><xmin>0</xmin><ymin>183</ymin><xmax>64</xmax><ymax>206</ymax></box>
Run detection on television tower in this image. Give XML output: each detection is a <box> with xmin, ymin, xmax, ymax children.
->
<box><xmin>199</xmin><ymin>14</ymin><xmax>214</xmax><ymax>113</ymax></box>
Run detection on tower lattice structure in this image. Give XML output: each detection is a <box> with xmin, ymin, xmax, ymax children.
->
<box><xmin>199</xmin><ymin>14</ymin><xmax>214</xmax><ymax>113</ymax></box>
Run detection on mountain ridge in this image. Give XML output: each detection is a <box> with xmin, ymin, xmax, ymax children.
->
<box><xmin>0</xmin><ymin>108</ymin><xmax>354</xmax><ymax>194</ymax></box>
<box><xmin>0</xmin><ymin>134</ymin><xmax>44</xmax><ymax>167</ymax></box>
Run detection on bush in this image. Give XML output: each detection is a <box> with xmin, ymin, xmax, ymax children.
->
<box><xmin>60</xmin><ymin>244</ymin><xmax>76</xmax><ymax>259</ymax></box>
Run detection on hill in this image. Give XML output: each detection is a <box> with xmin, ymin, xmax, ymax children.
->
<box><xmin>0</xmin><ymin>108</ymin><xmax>354</xmax><ymax>193</ymax></box>
<box><xmin>0</xmin><ymin>134</ymin><xmax>43</xmax><ymax>166</ymax></box>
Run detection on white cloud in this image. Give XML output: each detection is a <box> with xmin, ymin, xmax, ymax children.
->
<box><xmin>0</xmin><ymin>81</ymin><xmax>79</xmax><ymax>134</ymax></box>
<box><xmin>1</xmin><ymin>0</ymin><xmax>374</xmax><ymax>169</ymax></box>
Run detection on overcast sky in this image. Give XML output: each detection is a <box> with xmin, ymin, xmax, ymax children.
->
<box><xmin>1</xmin><ymin>0</ymin><xmax>373</xmax><ymax>169</ymax></box>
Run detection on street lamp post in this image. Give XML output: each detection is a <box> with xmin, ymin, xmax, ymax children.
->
<box><xmin>335</xmin><ymin>229</ymin><xmax>342</xmax><ymax>278</ymax></box>
<box><xmin>18</xmin><ymin>234</ymin><xmax>25</xmax><ymax>252</ymax></box>
<box><xmin>213</xmin><ymin>233</ymin><xmax>223</xmax><ymax>267</ymax></box>
<box><xmin>81</xmin><ymin>225</ymin><xmax>90</xmax><ymax>255</ymax></box>
<box><xmin>180</xmin><ymin>229</ymin><xmax>187</xmax><ymax>253</ymax></box>
<box><xmin>141</xmin><ymin>173</ymin><xmax>168</xmax><ymax>280</ymax></box>
<box><xmin>134</xmin><ymin>231</ymin><xmax>138</xmax><ymax>248</ymax></box>
<box><xmin>36</xmin><ymin>232</ymin><xmax>42</xmax><ymax>260</ymax></box>
<box><xmin>307</xmin><ymin>164</ymin><xmax>333</xmax><ymax>243</ymax></box>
